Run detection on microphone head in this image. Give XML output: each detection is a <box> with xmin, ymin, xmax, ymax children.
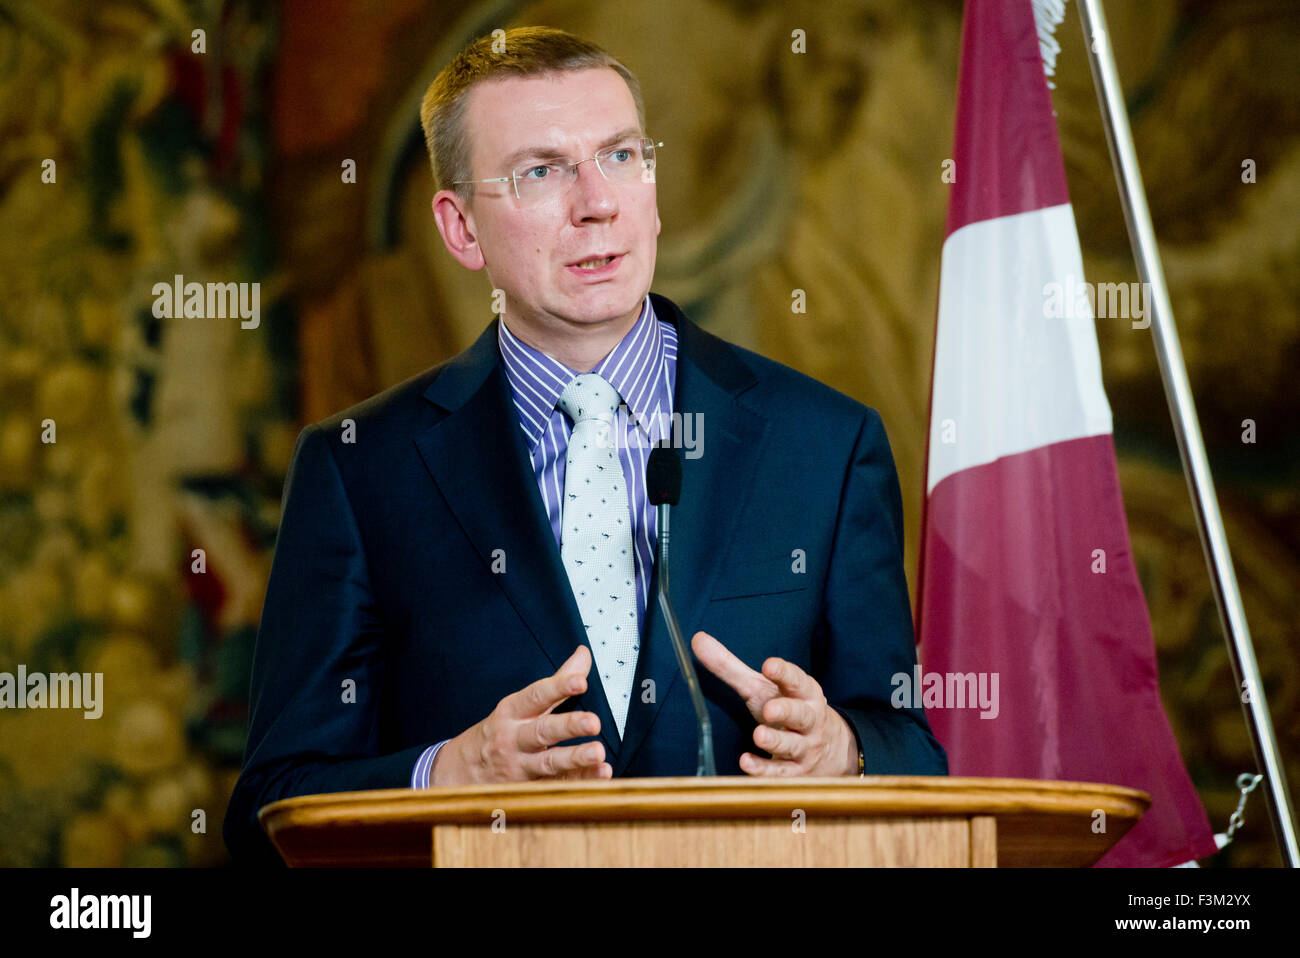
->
<box><xmin>646</xmin><ymin>445</ymin><xmax>682</xmax><ymax>506</ymax></box>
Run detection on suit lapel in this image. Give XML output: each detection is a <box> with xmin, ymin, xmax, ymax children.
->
<box><xmin>614</xmin><ymin>295</ymin><xmax>769</xmax><ymax>774</ymax></box>
<box><xmin>414</xmin><ymin>320</ymin><xmax>620</xmax><ymax>761</ymax></box>
<box><xmin>413</xmin><ymin>301</ymin><xmax>769</xmax><ymax>774</ymax></box>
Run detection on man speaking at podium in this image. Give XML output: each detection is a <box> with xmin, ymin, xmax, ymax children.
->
<box><xmin>224</xmin><ymin>26</ymin><xmax>946</xmax><ymax>865</ymax></box>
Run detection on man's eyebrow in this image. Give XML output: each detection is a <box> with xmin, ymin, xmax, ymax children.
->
<box><xmin>500</xmin><ymin>128</ymin><xmax>643</xmax><ymax>170</ymax></box>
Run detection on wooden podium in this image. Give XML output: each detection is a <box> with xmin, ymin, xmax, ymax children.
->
<box><xmin>258</xmin><ymin>776</ymin><xmax>1148</xmax><ymax>867</ymax></box>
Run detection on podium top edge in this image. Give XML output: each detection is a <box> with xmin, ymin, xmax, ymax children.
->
<box><xmin>257</xmin><ymin>775</ymin><xmax>1151</xmax><ymax>829</ymax></box>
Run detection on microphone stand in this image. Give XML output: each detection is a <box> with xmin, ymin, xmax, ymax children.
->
<box><xmin>656</xmin><ymin>500</ymin><xmax>716</xmax><ymax>776</ymax></box>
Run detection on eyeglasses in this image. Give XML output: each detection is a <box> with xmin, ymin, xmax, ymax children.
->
<box><xmin>454</xmin><ymin>137</ymin><xmax>663</xmax><ymax>205</ymax></box>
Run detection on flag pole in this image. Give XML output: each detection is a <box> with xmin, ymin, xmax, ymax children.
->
<box><xmin>1074</xmin><ymin>0</ymin><xmax>1299</xmax><ymax>867</ymax></box>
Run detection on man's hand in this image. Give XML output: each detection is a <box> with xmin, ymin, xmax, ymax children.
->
<box><xmin>691</xmin><ymin>631</ymin><xmax>859</xmax><ymax>776</ymax></box>
<box><xmin>430</xmin><ymin>645</ymin><xmax>612</xmax><ymax>786</ymax></box>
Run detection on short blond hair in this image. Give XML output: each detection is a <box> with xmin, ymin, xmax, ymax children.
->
<box><xmin>420</xmin><ymin>27</ymin><xmax>646</xmax><ymax>199</ymax></box>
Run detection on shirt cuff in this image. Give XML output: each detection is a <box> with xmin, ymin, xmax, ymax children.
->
<box><xmin>411</xmin><ymin>739</ymin><xmax>451</xmax><ymax>789</ymax></box>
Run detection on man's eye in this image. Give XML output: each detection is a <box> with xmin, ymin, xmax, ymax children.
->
<box><xmin>520</xmin><ymin>165</ymin><xmax>556</xmax><ymax>180</ymax></box>
<box><xmin>608</xmin><ymin>149</ymin><xmax>634</xmax><ymax>164</ymax></box>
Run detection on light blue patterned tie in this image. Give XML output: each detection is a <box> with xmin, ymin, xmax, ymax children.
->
<box><xmin>557</xmin><ymin>374</ymin><xmax>639</xmax><ymax>738</ymax></box>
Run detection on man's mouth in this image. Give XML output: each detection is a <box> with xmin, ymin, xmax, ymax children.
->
<box><xmin>566</xmin><ymin>252</ymin><xmax>624</xmax><ymax>274</ymax></box>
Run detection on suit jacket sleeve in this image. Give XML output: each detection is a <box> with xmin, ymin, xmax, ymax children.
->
<box><xmin>222</xmin><ymin>423</ymin><xmax>431</xmax><ymax>865</ymax></box>
<box><xmin>817</xmin><ymin>407</ymin><xmax>948</xmax><ymax>775</ymax></box>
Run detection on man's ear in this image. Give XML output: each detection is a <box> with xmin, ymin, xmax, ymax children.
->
<box><xmin>432</xmin><ymin>189</ymin><xmax>486</xmax><ymax>271</ymax></box>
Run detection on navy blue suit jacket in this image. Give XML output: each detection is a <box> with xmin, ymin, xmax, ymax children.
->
<box><xmin>223</xmin><ymin>293</ymin><xmax>947</xmax><ymax>864</ymax></box>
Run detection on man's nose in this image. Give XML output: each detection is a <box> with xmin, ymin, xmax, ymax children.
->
<box><xmin>568</xmin><ymin>157</ymin><xmax>618</xmax><ymax>223</ymax></box>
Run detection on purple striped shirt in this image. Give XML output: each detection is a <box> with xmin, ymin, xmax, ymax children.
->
<box><xmin>412</xmin><ymin>295</ymin><xmax>677</xmax><ymax>787</ymax></box>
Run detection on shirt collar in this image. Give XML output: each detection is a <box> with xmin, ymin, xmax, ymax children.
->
<box><xmin>498</xmin><ymin>294</ymin><xmax>665</xmax><ymax>449</ymax></box>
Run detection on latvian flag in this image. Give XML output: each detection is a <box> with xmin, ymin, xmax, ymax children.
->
<box><xmin>916</xmin><ymin>0</ymin><xmax>1219</xmax><ymax>866</ymax></box>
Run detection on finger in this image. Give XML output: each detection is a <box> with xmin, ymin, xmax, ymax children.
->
<box><xmin>739</xmin><ymin>752</ymin><xmax>801</xmax><ymax>777</ymax></box>
<box><xmin>761</xmin><ymin>696</ymin><xmax>819</xmax><ymax>733</ymax></box>
<box><xmin>519</xmin><ymin>710</ymin><xmax>601</xmax><ymax>752</ymax></box>
<box><xmin>753</xmin><ymin>724</ymin><xmax>807</xmax><ymax>762</ymax></box>
<box><xmin>506</xmin><ymin>646</ymin><xmax>592</xmax><ymax>719</ymax></box>
<box><xmin>557</xmin><ymin>762</ymin><xmax>613</xmax><ymax>781</ymax></box>
<box><xmin>691</xmin><ymin>631</ymin><xmax>774</xmax><ymax>702</ymax></box>
<box><xmin>524</xmin><ymin>741</ymin><xmax>606</xmax><ymax>779</ymax></box>
<box><xmin>761</xmin><ymin>657</ymin><xmax>820</xmax><ymax>701</ymax></box>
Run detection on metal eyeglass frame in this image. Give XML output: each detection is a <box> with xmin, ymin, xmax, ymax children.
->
<box><xmin>452</xmin><ymin>137</ymin><xmax>664</xmax><ymax>201</ymax></box>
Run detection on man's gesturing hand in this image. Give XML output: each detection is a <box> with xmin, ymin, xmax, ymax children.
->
<box><xmin>430</xmin><ymin>645</ymin><xmax>612</xmax><ymax>786</ymax></box>
<box><xmin>691</xmin><ymin>631</ymin><xmax>859</xmax><ymax>776</ymax></box>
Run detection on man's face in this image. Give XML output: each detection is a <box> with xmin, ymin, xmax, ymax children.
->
<box><xmin>448</xmin><ymin>68</ymin><xmax>660</xmax><ymax>337</ymax></box>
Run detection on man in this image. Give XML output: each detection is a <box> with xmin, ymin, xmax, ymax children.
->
<box><xmin>223</xmin><ymin>26</ymin><xmax>946</xmax><ymax>865</ymax></box>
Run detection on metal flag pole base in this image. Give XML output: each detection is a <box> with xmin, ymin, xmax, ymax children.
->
<box><xmin>1076</xmin><ymin>0</ymin><xmax>1299</xmax><ymax>866</ymax></box>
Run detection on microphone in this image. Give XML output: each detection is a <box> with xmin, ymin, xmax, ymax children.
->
<box><xmin>646</xmin><ymin>444</ymin><xmax>716</xmax><ymax>776</ymax></box>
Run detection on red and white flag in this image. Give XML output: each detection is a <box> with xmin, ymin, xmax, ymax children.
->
<box><xmin>916</xmin><ymin>0</ymin><xmax>1218</xmax><ymax>866</ymax></box>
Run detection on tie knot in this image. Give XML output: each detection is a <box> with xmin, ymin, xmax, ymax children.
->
<box><xmin>557</xmin><ymin>373</ymin><xmax>622</xmax><ymax>425</ymax></box>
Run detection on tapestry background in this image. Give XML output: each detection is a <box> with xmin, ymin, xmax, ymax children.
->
<box><xmin>0</xmin><ymin>0</ymin><xmax>1295</xmax><ymax>866</ymax></box>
